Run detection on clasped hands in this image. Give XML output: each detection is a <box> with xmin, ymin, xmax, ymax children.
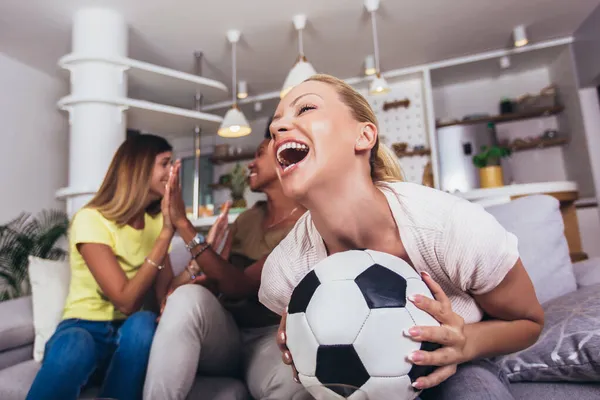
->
<box><xmin>278</xmin><ymin>272</ymin><xmax>470</xmax><ymax>390</ymax></box>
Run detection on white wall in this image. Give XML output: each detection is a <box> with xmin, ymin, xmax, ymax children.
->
<box><xmin>573</xmin><ymin>3</ymin><xmax>600</xmax><ymax>88</ymax></box>
<box><xmin>0</xmin><ymin>53</ymin><xmax>68</xmax><ymax>223</ymax></box>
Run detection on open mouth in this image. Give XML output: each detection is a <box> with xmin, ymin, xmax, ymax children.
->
<box><xmin>276</xmin><ymin>141</ymin><xmax>310</xmax><ymax>172</ymax></box>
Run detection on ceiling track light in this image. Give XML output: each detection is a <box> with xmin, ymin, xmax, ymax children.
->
<box><xmin>280</xmin><ymin>14</ymin><xmax>317</xmax><ymax>98</ymax></box>
<box><xmin>499</xmin><ymin>55</ymin><xmax>511</xmax><ymax>69</ymax></box>
<box><xmin>513</xmin><ymin>25</ymin><xmax>529</xmax><ymax>48</ymax></box>
<box><xmin>218</xmin><ymin>30</ymin><xmax>252</xmax><ymax>138</ymax></box>
<box><xmin>364</xmin><ymin>0</ymin><xmax>390</xmax><ymax>95</ymax></box>
<box><xmin>364</xmin><ymin>55</ymin><xmax>376</xmax><ymax>76</ymax></box>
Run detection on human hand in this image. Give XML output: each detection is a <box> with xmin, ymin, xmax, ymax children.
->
<box><xmin>405</xmin><ymin>271</ymin><xmax>468</xmax><ymax>390</ymax></box>
<box><xmin>160</xmin><ymin>169</ymin><xmax>175</xmax><ymax>237</ymax></box>
<box><xmin>277</xmin><ymin>308</ymin><xmax>300</xmax><ymax>384</ymax></box>
<box><xmin>191</xmin><ymin>274</ymin><xmax>219</xmax><ymax>296</ymax></box>
<box><xmin>166</xmin><ymin>160</ymin><xmax>189</xmax><ymax>229</ymax></box>
<box><xmin>207</xmin><ymin>201</ymin><xmax>232</xmax><ymax>256</ymax></box>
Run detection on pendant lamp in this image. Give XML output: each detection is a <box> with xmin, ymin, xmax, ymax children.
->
<box><xmin>365</xmin><ymin>0</ymin><xmax>390</xmax><ymax>95</ymax></box>
<box><xmin>218</xmin><ymin>30</ymin><xmax>251</xmax><ymax>138</ymax></box>
<box><xmin>280</xmin><ymin>14</ymin><xmax>317</xmax><ymax>99</ymax></box>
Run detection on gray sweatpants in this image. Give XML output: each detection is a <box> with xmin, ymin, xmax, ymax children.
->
<box><xmin>143</xmin><ymin>284</ymin><xmax>303</xmax><ymax>400</ymax></box>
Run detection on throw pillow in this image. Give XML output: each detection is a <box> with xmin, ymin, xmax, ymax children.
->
<box><xmin>498</xmin><ymin>283</ymin><xmax>600</xmax><ymax>382</ymax></box>
<box><xmin>486</xmin><ymin>195</ymin><xmax>577</xmax><ymax>304</ymax></box>
<box><xmin>28</xmin><ymin>255</ymin><xmax>71</xmax><ymax>362</ymax></box>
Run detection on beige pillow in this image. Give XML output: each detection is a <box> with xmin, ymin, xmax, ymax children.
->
<box><xmin>27</xmin><ymin>255</ymin><xmax>71</xmax><ymax>361</ymax></box>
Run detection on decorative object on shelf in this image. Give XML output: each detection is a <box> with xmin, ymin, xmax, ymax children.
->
<box><xmin>281</xmin><ymin>14</ymin><xmax>317</xmax><ymax>99</ymax></box>
<box><xmin>500</xmin><ymin>98</ymin><xmax>514</xmax><ymax>114</ymax></box>
<box><xmin>364</xmin><ymin>0</ymin><xmax>390</xmax><ymax>95</ymax></box>
<box><xmin>0</xmin><ymin>210</ymin><xmax>69</xmax><ymax>301</ymax></box>
<box><xmin>422</xmin><ymin>160</ymin><xmax>434</xmax><ymax>188</ymax></box>
<box><xmin>218</xmin><ymin>30</ymin><xmax>251</xmax><ymax>138</ymax></box>
<box><xmin>229</xmin><ymin>163</ymin><xmax>248</xmax><ymax>208</ymax></box>
<box><xmin>515</xmin><ymin>84</ymin><xmax>558</xmax><ymax>113</ymax></box>
<box><xmin>382</xmin><ymin>98</ymin><xmax>411</xmax><ymax>111</ymax></box>
<box><xmin>502</xmin><ymin>135</ymin><xmax>568</xmax><ymax>152</ymax></box>
<box><xmin>472</xmin><ymin>145</ymin><xmax>512</xmax><ymax>188</ymax></box>
<box><xmin>436</xmin><ymin>105</ymin><xmax>564</xmax><ymax>128</ymax></box>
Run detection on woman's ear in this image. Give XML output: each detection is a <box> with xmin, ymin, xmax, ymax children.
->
<box><xmin>355</xmin><ymin>122</ymin><xmax>378</xmax><ymax>153</ymax></box>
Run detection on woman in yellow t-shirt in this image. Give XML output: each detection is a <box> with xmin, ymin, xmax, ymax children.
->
<box><xmin>27</xmin><ymin>134</ymin><xmax>176</xmax><ymax>400</ymax></box>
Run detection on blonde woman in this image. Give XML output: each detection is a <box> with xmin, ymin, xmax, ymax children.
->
<box><xmin>27</xmin><ymin>134</ymin><xmax>176</xmax><ymax>400</ymax></box>
<box><xmin>259</xmin><ymin>75</ymin><xmax>544</xmax><ymax>400</ymax></box>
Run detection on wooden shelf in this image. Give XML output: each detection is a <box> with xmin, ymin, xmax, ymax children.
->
<box><xmin>210</xmin><ymin>152</ymin><xmax>255</xmax><ymax>165</ymax></box>
<box><xmin>208</xmin><ymin>183</ymin><xmax>231</xmax><ymax>190</ymax></box>
<box><xmin>504</xmin><ymin>136</ymin><xmax>568</xmax><ymax>152</ymax></box>
<box><xmin>394</xmin><ymin>148</ymin><xmax>432</xmax><ymax>157</ymax></box>
<box><xmin>436</xmin><ymin>106</ymin><xmax>564</xmax><ymax>128</ymax></box>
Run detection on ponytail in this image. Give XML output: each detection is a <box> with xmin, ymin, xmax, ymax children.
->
<box><xmin>370</xmin><ymin>142</ymin><xmax>404</xmax><ymax>182</ymax></box>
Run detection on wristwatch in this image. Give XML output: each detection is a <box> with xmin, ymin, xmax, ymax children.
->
<box><xmin>185</xmin><ymin>233</ymin><xmax>206</xmax><ymax>251</ymax></box>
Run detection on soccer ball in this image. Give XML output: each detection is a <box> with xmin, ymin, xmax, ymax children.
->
<box><xmin>286</xmin><ymin>249</ymin><xmax>441</xmax><ymax>400</ymax></box>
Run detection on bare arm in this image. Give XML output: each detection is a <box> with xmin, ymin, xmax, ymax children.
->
<box><xmin>154</xmin><ymin>255</ymin><xmax>174</xmax><ymax>305</ymax></box>
<box><xmin>463</xmin><ymin>259</ymin><xmax>544</xmax><ymax>360</ymax></box>
<box><xmin>78</xmin><ymin>230</ymin><xmax>172</xmax><ymax>316</ymax></box>
<box><xmin>176</xmin><ymin>219</ymin><xmax>263</xmax><ymax>298</ymax></box>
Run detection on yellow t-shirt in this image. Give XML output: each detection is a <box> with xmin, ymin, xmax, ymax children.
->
<box><xmin>62</xmin><ymin>207</ymin><xmax>164</xmax><ymax>321</ymax></box>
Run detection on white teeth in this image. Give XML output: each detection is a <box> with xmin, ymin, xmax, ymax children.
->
<box><xmin>276</xmin><ymin>141</ymin><xmax>309</xmax><ymax>166</ymax></box>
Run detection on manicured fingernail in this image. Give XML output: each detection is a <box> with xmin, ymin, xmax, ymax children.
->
<box><xmin>293</xmin><ymin>376</ymin><xmax>300</xmax><ymax>384</ymax></box>
<box><xmin>283</xmin><ymin>352</ymin><xmax>291</xmax><ymax>363</ymax></box>
<box><xmin>421</xmin><ymin>271</ymin><xmax>431</xmax><ymax>278</ymax></box>
<box><xmin>408</xmin><ymin>294</ymin><xmax>421</xmax><ymax>304</ymax></box>
<box><xmin>408</xmin><ymin>327</ymin><xmax>421</xmax><ymax>337</ymax></box>
<box><xmin>412</xmin><ymin>381</ymin><xmax>423</xmax><ymax>390</ymax></box>
<box><xmin>279</xmin><ymin>332</ymin><xmax>286</xmax><ymax>342</ymax></box>
<box><xmin>409</xmin><ymin>351</ymin><xmax>423</xmax><ymax>362</ymax></box>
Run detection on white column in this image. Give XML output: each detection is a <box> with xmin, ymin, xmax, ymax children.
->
<box><xmin>57</xmin><ymin>8</ymin><xmax>128</xmax><ymax>216</ymax></box>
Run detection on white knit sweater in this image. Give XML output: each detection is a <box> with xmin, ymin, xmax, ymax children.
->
<box><xmin>258</xmin><ymin>182</ymin><xmax>519</xmax><ymax>324</ymax></box>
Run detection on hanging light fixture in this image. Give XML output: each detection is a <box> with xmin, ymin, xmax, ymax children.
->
<box><xmin>513</xmin><ymin>25</ymin><xmax>529</xmax><ymax>48</ymax></box>
<box><xmin>218</xmin><ymin>30</ymin><xmax>251</xmax><ymax>138</ymax></box>
<box><xmin>237</xmin><ymin>80</ymin><xmax>248</xmax><ymax>99</ymax></box>
<box><xmin>365</xmin><ymin>0</ymin><xmax>390</xmax><ymax>95</ymax></box>
<box><xmin>364</xmin><ymin>55</ymin><xmax>376</xmax><ymax>76</ymax></box>
<box><xmin>280</xmin><ymin>14</ymin><xmax>317</xmax><ymax>99</ymax></box>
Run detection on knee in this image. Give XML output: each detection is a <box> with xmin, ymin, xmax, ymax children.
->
<box><xmin>44</xmin><ymin>328</ymin><xmax>96</xmax><ymax>372</ymax></box>
<box><xmin>258</xmin><ymin>362</ymin><xmax>301</xmax><ymax>399</ymax></box>
<box><xmin>118</xmin><ymin>311</ymin><xmax>157</xmax><ymax>352</ymax></box>
<box><xmin>162</xmin><ymin>284</ymin><xmax>221</xmax><ymax>323</ymax></box>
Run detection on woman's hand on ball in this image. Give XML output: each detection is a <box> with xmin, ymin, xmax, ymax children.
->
<box><xmin>277</xmin><ymin>308</ymin><xmax>300</xmax><ymax>384</ymax></box>
<box><xmin>406</xmin><ymin>271</ymin><xmax>468</xmax><ymax>390</ymax></box>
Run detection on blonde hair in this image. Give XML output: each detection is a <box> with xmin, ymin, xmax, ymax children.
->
<box><xmin>304</xmin><ymin>74</ymin><xmax>403</xmax><ymax>182</ymax></box>
<box><xmin>85</xmin><ymin>134</ymin><xmax>172</xmax><ymax>226</ymax></box>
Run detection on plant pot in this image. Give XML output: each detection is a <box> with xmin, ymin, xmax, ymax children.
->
<box><xmin>479</xmin><ymin>166</ymin><xmax>504</xmax><ymax>188</ymax></box>
<box><xmin>231</xmin><ymin>197</ymin><xmax>247</xmax><ymax>208</ymax></box>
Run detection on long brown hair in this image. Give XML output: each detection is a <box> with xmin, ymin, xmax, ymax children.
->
<box><xmin>85</xmin><ymin>134</ymin><xmax>172</xmax><ymax>226</ymax></box>
<box><xmin>304</xmin><ymin>74</ymin><xmax>403</xmax><ymax>182</ymax></box>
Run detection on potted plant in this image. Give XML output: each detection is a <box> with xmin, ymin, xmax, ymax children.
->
<box><xmin>0</xmin><ymin>209</ymin><xmax>69</xmax><ymax>301</ymax></box>
<box><xmin>229</xmin><ymin>162</ymin><xmax>248</xmax><ymax>208</ymax></box>
<box><xmin>472</xmin><ymin>145</ymin><xmax>512</xmax><ymax>188</ymax></box>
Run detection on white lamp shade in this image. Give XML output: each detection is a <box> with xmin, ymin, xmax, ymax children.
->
<box><xmin>280</xmin><ymin>59</ymin><xmax>317</xmax><ymax>98</ymax></box>
<box><xmin>218</xmin><ymin>106</ymin><xmax>252</xmax><ymax>138</ymax></box>
<box><xmin>369</xmin><ymin>74</ymin><xmax>390</xmax><ymax>95</ymax></box>
<box><xmin>365</xmin><ymin>55</ymin><xmax>376</xmax><ymax>76</ymax></box>
<box><xmin>513</xmin><ymin>25</ymin><xmax>528</xmax><ymax>47</ymax></box>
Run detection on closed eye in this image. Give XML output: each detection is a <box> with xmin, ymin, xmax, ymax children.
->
<box><xmin>298</xmin><ymin>104</ymin><xmax>316</xmax><ymax>115</ymax></box>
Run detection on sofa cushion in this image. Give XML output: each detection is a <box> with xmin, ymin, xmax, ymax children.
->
<box><xmin>572</xmin><ymin>257</ymin><xmax>600</xmax><ymax>288</ymax></box>
<box><xmin>28</xmin><ymin>255</ymin><xmax>70</xmax><ymax>362</ymax></box>
<box><xmin>486</xmin><ymin>195</ymin><xmax>577</xmax><ymax>304</ymax></box>
<box><xmin>498</xmin><ymin>283</ymin><xmax>600</xmax><ymax>382</ymax></box>
<box><xmin>510</xmin><ymin>381</ymin><xmax>600</xmax><ymax>400</ymax></box>
<box><xmin>0</xmin><ymin>296</ymin><xmax>34</xmax><ymax>352</ymax></box>
<box><xmin>0</xmin><ymin>344</ymin><xmax>33</xmax><ymax>371</ymax></box>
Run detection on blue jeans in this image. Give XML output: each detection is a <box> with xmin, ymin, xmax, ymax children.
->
<box><xmin>26</xmin><ymin>311</ymin><xmax>157</xmax><ymax>400</ymax></box>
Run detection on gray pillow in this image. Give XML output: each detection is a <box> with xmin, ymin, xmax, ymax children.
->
<box><xmin>498</xmin><ymin>283</ymin><xmax>600</xmax><ymax>382</ymax></box>
<box><xmin>486</xmin><ymin>195</ymin><xmax>577</xmax><ymax>304</ymax></box>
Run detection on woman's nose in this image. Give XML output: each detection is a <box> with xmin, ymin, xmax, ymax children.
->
<box><xmin>270</xmin><ymin>118</ymin><xmax>293</xmax><ymax>140</ymax></box>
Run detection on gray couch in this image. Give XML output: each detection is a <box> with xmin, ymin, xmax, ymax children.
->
<box><xmin>0</xmin><ymin>194</ymin><xmax>599</xmax><ymax>399</ymax></box>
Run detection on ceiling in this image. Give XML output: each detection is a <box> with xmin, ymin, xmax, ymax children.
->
<box><xmin>1</xmin><ymin>0</ymin><xmax>599</xmax><ymax>113</ymax></box>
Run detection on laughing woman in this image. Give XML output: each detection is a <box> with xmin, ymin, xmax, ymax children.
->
<box><xmin>26</xmin><ymin>134</ymin><xmax>175</xmax><ymax>400</ymax></box>
<box><xmin>258</xmin><ymin>74</ymin><xmax>544</xmax><ymax>400</ymax></box>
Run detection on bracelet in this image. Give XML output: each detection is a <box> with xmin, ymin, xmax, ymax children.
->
<box><xmin>191</xmin><ymin>242</ymin><xmax>211</xmax><ymax>259</ymax></box>
<box><xmin>186</xmin><ymin>264</ymin><xmax>200</xmax><ymax>280</ymax></box>
<box><xmin>145</xmin><ymin>256</ymin><xmax>164</xmax><ymax>270</ymax></box>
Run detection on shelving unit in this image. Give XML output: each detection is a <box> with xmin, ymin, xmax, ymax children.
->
<box><xmin>392</xmin><ymin>148</ymin><xmax>432</xmax><ymax>158</ymax></box>
<box><xmin>436</xmin><ymin>106</ymin><xmax>564</xmax><ymax>128</ymax></box>
<box><xmin>503</xmin><ymin>136</ymin><xmax>568</xmax><ymax>152</ymax></box>
<box><xmin>210</xmin><ymin>152</ymin><xmax>255</xmax><ymax>165</ymax></box>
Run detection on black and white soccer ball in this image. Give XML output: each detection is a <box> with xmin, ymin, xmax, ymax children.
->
<box><xmin>286</xmin><ymin>249</ymin><xmax>441</xmax><ymax>400</ymax></box>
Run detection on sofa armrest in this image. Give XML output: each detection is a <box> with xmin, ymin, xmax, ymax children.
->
<box><xmin>573</xmin><ymin>257</ymin><xmax>600</xmax><ymax>288</ymax></box>
<box><xmin>0</xmin><ymin>296</ymin><xmax>34</xmax><ymax>352</ymax></box>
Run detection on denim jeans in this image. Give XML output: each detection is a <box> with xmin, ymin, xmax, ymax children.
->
<box><xmin>26</xmin><ymin>310</ymin><xmax>157</xmax><ymax>400</ymax></box>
